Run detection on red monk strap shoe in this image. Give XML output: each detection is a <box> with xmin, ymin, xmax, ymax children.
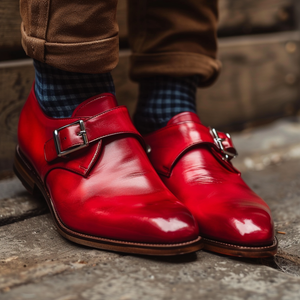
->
<box><xmin>144</xmin><ymin>112</ymin><xmax>278</xmax><ymax>258</ymax></box>
<box><xmin>14</xmin><ymin>86</ymin><xmax>202</xmax><ymax>256</ymax></box>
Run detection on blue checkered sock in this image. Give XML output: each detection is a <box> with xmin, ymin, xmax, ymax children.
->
<box><xmin>33</xmin><ymin>59</ymin><xmax>115</xmax><ymax>118</ymax></box>
<box><xmin>134</xmin><ymin>76</ymin><xmax>199</xmax><ymax>134</ymax></box>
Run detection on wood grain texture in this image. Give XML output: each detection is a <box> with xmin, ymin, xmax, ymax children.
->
<box><xmin>0</xmin><ymin>0</ymin><xmax>21</xmax><ymax>49</ymax></box>
<box><xmin>0</xmin><ymin>60</ymin><xmax>35</xmax><ymax>176</ymax></box>
<box><xmin>0</xmin><ymin>0</ymin><xmax>296</xmax><ymax>49</ymax></box>
<box><xmin>0</xmin><ymin>32</ymin><xmax>299</xmax><ymax>176</ymax></box>
<box><xmin>198</xmin><ymin>31</ymin><xmax>300</xmax><ymax>129</ymax></box>
<box><xmin>218</xmin><ymin>0</ymin><xmax>295</xmax><ymax>36</ymax></box>
<box><xmin>296</xmin><ymin>0</ymin><xmax>300</xmax><ymax>30</ymax></box>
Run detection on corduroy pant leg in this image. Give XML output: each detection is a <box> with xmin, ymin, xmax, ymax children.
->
<box><xmin>20</xmin><ymin>0</ymin><xmax>119</xmax><ymax>74</ymax></box>
<box><xmin>127</xmin><ymin>0</ymin><xmax>221</xmax><ymax>87</ymax></box>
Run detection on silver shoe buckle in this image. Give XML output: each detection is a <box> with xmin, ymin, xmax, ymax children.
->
<box><xmin>210</xmin><ymin>128</ymin><xmax>236</xmax><ymax>161</ymax></box>
<box><xmin>53</xmin><ymin>120</ymin><xmax>89</xmax><ymax>157</ymax></box>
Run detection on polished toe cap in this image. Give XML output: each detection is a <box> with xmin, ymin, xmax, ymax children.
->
<box><xmin>195</xmin><ymin>197</ymin><xmax>274</xmax><ymax>246</ymax></box>
<box><xmin>48</xmin><ymin>169</ymin><xmax>199</xmax><ymax>244</ymax></box>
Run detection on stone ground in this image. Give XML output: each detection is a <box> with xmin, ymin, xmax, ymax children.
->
<box><xmin>1</xmin><ymin>118</ymin><xmax>300</xmax><ymax>300</ymax></box>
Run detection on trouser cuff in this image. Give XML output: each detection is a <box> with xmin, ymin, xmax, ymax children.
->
<box><xmin>21</xmin><ymin>23</ymin><xmax>119</xmax><ymax>74</ymax></box>
<box><xmin>129</xmin><ymin>52</ymin><xmax>221</xmax><ymax>87</ymax></box>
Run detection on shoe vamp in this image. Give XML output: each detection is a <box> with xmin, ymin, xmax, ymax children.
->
<box><xmin>45</xmin><ymin>137</ymin><xmax>197</xmax><ymax>243</ymax></box>
<box><xmin>160</xmin><ymin>147</ymin><xmax>274</xmax><ymax>246</ymax></box>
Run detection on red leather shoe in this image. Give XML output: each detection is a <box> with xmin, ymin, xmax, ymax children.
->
<box><xmin>14</xmin><ymin>86</ymin><xmax>202</xmax><ymax>255</ymax></box>
<box><xmin>144</xmin><ymin>112</ymin><xmax>278</xmax><ymax>258</ymax></box>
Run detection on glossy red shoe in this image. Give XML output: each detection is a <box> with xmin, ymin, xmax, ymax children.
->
<box><xmin>144</xmin><ymin>112</ymin><xmax>278</xmax><ymax>258</ymax></box>
<box><xmin>14</xmin><ymin>86</ymin><xmax>202</xmax><ymax>255</ymax></box>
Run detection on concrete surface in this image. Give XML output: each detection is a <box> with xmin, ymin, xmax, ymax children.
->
<box><xmin>0</xmin><ymin>178</ymin><xmax>47</xmax><ymax>226</ymax></box>
<box><xmin>1</xmin><ymin>118</ymin><xmax>300</xmax><ymax>300</ymax></box>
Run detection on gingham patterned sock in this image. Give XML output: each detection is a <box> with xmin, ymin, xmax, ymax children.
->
<box><xmin>134</xmin><ymin>76</ymin><xmax>199</xmax><ymax>134</ymax></box>
<box><xmin>33</xmin><ymin>59</ymin><xmax>115</xmax><ymax>118</ymax></box>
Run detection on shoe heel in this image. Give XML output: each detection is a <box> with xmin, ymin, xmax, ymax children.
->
<box><xmin>13</xmin><ymin>147</ymin><xmax>36</xmax><ymax>195</ymax></box>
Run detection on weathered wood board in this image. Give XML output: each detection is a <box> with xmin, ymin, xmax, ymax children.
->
<box><xmin>0</xmin><ymin>0</ymin><xmax>22</xmax><ymax>49</ymax></box>
<box><xmin>0</xmin><ymin>32</ymin><xmax>299</xmax><ymax>176</ymax></box>
<box><xmin>296</xmin><ymin>1</ymin><xmax>300</xmax><ymax>30</ymax></box>
<box><xmin>218</xmin><ymin>0</ymin><xmax>295</xmax><ymax>36</ymax></box>
<box><xmin>0</xmin><ymin>0</ymin><xmax>297</xmax><ymax>49</ymax></box>
<box><xmin>0</xmin><ymin>60</ymin><xmax>34</xmax><ymax>176</ymax></box>
<box><xmin>198</xmin><ymin>31</ymin><xmax>300</xmax><ymax>129</ymax></box>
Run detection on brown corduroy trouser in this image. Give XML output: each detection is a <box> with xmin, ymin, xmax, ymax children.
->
<box><xmin>20</xmin><ymin>0</ymin><xmax>221</xmax><ymax>87</ymax></box>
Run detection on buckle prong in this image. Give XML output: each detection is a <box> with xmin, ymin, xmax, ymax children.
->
<box><xmin>53</xmin><ymin>120</ymin><xmax>89</xmax><ymax>157</ymax></box>
<box><xmin>210</xmin><ymin>128</ymin><xmax>236</xmax><ymax>161</ymax></box>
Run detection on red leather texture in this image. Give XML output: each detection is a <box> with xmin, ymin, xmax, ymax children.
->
<box><xmin>18</xmin><ymin>86</ymin><xmax>199</xmax><ymax>244</ymax></box>
<box><xmin>144</xmin><ymin>112</ymin><xmax>275</xmax><ymax>247</ymax></box>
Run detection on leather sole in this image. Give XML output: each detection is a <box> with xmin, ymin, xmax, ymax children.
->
<box><xmin>13</xmin><ymin>146</ymin><xmax>203</xmax><ymax>256</ymax></box>
<box><xmin>202</xmin><ymin>237</ymin><xmax>278</xmax><ymax>258</ymax></box>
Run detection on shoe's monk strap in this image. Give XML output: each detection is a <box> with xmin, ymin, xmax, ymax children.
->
<box><xmin>145</xmin><ymin>122</ymin><xmax>238</xmax><ymax>177</ymax></box>
<box><xmin>44</xmin><ymin>106</ymin><xmax>146</xmax><ymax>162</ymax></box>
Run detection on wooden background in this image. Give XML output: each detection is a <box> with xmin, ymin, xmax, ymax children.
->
<box><xmin>0</xmin><ymin>0</ymin><xmax>300</xmax><ymax>177</ymax></box>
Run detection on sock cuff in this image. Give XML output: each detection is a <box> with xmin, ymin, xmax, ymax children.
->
<box><xmin>33</xmin><ymin>60</ymin><xmax>115</xmax><ymax>118</ymax></box>
<box><xmin>134</xmin><ymin>75</ymin><xmax>199</xmax><ymax>134</ymax></box>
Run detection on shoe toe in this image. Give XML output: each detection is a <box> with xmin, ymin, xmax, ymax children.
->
<box><xmin>47</xmin><ymin>169</ymin><xmax>199</xmax><ymax>244</ymax></box>
<box><xmin>197</xmin><ymin>198</ymin><xmax>274</xmax><ymax>246</ymax></box>
<box><xmin>71</xmin><ymin>197</ymin><xmax>199</xmax><ymax>244</ymax></box>
<box><xmin>142</xmin><ymin>200</ymin><xmax>200</xmax><ymax>244</ymax></box>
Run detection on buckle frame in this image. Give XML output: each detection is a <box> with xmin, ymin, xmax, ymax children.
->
<box><xmin>53</xmin><ymin>120</ymin><xmax>89</xmax><ymax>157</ymax></box>
<box><xmin>210</xmin><ymin>128</ymin><xmax>236</xmax><ymax>161</ymax></box>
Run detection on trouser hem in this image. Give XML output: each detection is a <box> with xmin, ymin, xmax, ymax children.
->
<box><xmin>21</xmin><ymin>23</ymin><xmax>119</xmax><ymax>74</ymax></box>
<box><xmin>130</xmin><ymin>52</ymin><xmax>221</xmax><ymax>87</ymax></box>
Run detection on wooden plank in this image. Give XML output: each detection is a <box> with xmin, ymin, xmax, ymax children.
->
<box><xmin>198</xmin><ymin>31</ymin><xmax>300</xmax><ymax>130</ymax></box>
<box><xmin>218</xmin><ymin>0</ymin><xmax>295</xmax><ymax>36</ymax></box>
<box><xmin>296</xmin><ymin>0</ymin><xmax>300</xmax><ymax>30</ymax></box>
<box><xmin>0</xmin><ymin>0</ymin><xmax>296</xmax><ymax>50</ymax></box>
<box><xmin>0</xmin><ymin>60</ymin><xmax>34</xmax><ymax>176</ymax></box>
<box><xmin>0</xmin><ymin>32</ymin><xmax>299</xmax><ymax>177</ymax></box>
<box><xmin>0</xmin><ymin>0</ymin><xmax>21</xmax><ymax>49</ymax></box>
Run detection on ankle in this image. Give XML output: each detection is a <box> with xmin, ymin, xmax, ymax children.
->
<box><xmin>34</xmin><ymin>59</ymin><xmax>115</xmax><ymax>118</ymax></box>
<box><xmin>134</xmin><ymin>75</ymin><xmax>199</xmax><ymax>134</ymax></box>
